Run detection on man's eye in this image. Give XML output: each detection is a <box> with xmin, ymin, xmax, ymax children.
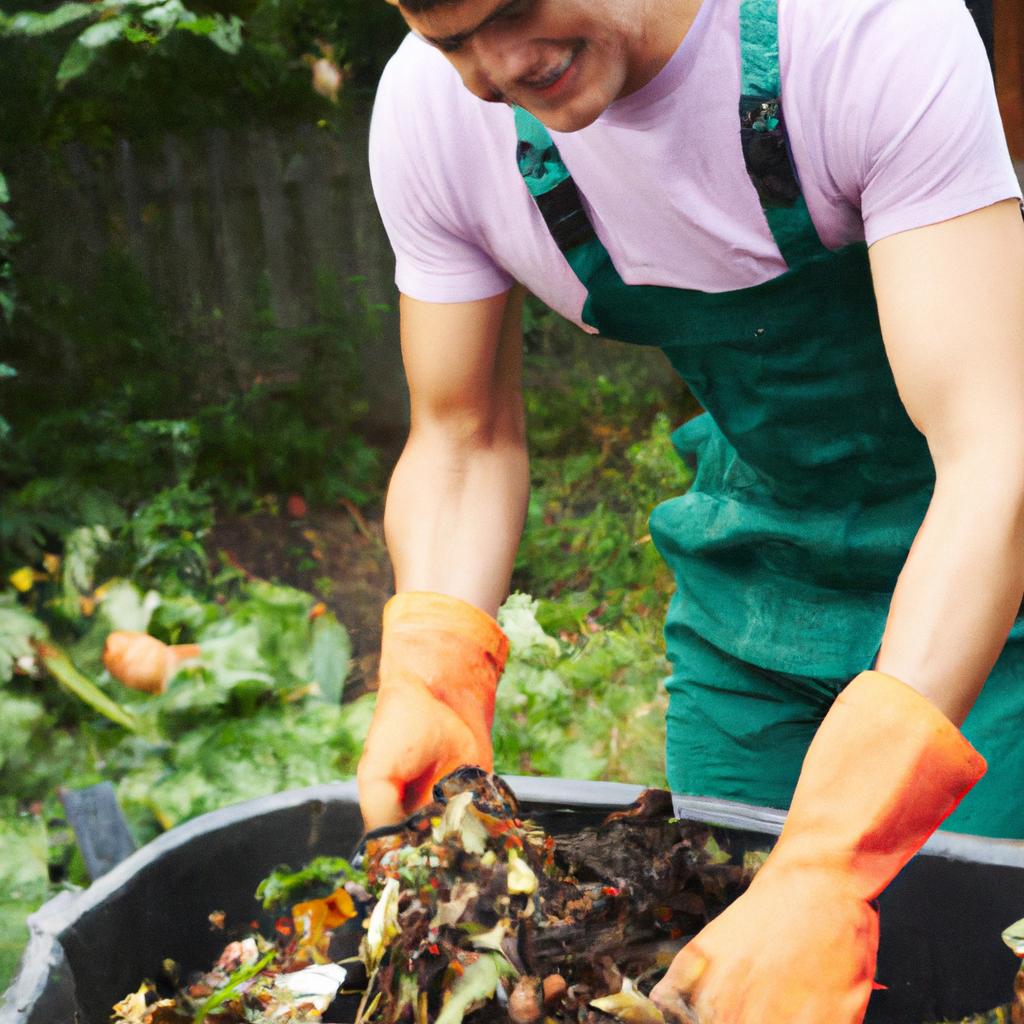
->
<box><xmin>495</xmin><ymin>0</ymin><xmax>531</xmax><ymax>20</ymax></box>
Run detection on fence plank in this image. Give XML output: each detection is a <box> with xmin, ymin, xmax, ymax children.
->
<box><xmin>995</xmin><ymin>0</ymin><xmax>1024</xmax><ymax>158</ymax></box>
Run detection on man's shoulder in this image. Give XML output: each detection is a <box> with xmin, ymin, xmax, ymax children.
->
<box><xmin>373</xmin><ymin>34</ymin><xmax>515</xmax><ymax>165</ymax></box>
<box><xmin>780</xmin><ymin>0</ymin><xmax>974</xmax><ymax>58</ymax></box>
<box><xmin>378</xmin><ymin>33</ymin><xmax>460</xmax><ymax>98</ymax></box>
<box><xmin>376</xmin><ymin>34</ymin><xmax>501</xmax><ymax>125</ymax></box>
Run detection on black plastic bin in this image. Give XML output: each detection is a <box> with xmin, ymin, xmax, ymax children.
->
<box><xmin>3</xmin><ymin>777</ymin><xmax>1024</xmax><ymax>1024</ymax></box>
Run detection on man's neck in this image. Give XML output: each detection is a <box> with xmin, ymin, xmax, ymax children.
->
<box><xmin>623</xmin><ymin>0</ymin><xmax>705</xmax><ymax>96</ymax></box>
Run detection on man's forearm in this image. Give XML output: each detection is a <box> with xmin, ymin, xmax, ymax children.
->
<box><xmin>384</xmin><ymin>428</ymin><xmax>530</xmax><ymax>618</ymax></box>
<box><xmin>875</xmin><ymin>463</ymin><xmax>1024</xmax><ymax>725</ymax></box>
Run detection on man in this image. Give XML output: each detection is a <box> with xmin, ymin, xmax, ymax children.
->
<box><xmin>356</xmin><ymin>0</ymin><xmax>1024</xmax><ymax>1019</ymax></box>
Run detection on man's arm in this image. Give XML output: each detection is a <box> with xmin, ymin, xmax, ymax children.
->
<box><xmin>869</xmin><ymin>197</ymin><xmax>1024</xmax><ymax>725</ymax></box>
<box><xmin>384</xmin><ymin>286</ymin><xmax>529</xmax><ymax>615</ymax></box>
<box><xmin>650</xmin><ymin>202</ymin><xmax>1018</xmax><ymax>1024</ymax></box>
<box><xmin>357</xmin><ymin>286</ymin><xmax>527</xmax><ymax>829</ymax></box>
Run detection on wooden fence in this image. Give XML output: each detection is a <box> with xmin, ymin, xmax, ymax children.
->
<box><xmin>7</xmin><ymin>113</ymin><xmax>408</xmax><ymax>423</ymax></box>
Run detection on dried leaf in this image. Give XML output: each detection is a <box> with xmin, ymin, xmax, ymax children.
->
<box><xmin>591</xmin><ymin>979</ymin><xmax>666</xmax><ymax>1024</ymax></box>
<box><xmin>272</xmin><ymin>962</ymin><xmax>347</xmax><ymax>1012</ymax></box>
<box><xmin>1004</xmin><ymin>917</ymin><xmax>1024</xmax><ymax>957</ymax></box>
<box><xmin>365</xmin><ymin>877</ymin><xmax>401</xmax><ymax>969</ymax></box>
<box><xmin>508</xmin><ymin>850</ymin><xmax>538</xmax><ymax>895</ymax></box>
<box><xmin>434</xmin><ymin>790</ymin><xmax>489</xmax><ymax>856</ymax></box>
<box><xmin>469</xmin><ymin>920</ymin><xmax>510</xmax><ymax>952</ymax></box>
<box><xmin>435</xmin><ymin>954</ymin><xmax>517</xmax><ymax>1024</ymax></box>
<box><xmin>432</xmin><ymin>880</ymin><xmax>479</xmax><ymax>928</ymax></box>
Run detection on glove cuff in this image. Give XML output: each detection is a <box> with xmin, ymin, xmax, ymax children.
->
<box><xmin>383</xmin><ymin>591</ymin><xmax>510</xmax><ymax>673</ymax></box>
<box><xmin>770</xmin><ymin>670</ymin><xmax>986</xmax><ymax>897</ymax></box>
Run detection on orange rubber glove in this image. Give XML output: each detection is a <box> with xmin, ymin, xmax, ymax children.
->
<box><xmin>357</xmin><ymin>592</ymin><xmax>509</xmax><ymax>831</ymax></box>
<box><xmin>650</xmin><ymin>670</ymin><xmax>987</xmax><ymax>1024</ymax></box>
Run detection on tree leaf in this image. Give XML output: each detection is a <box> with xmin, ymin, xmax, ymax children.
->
<box><xmin>174</xmin><ymin>15</ymin><xmax>218</xmax><ymax>35</ymax></box>
<box><xmin>139</xmin><ymin>0</ymin><xmax>187</xmax><ymax>33</ymax></box>
<box><xmin>3</xmin><ymin>3</ymin><xmax>93</xmax><ymax>37</ymax></box>
<box><xmin>0</xmin><ymin>172</ymin><xmax>8</xmax><ymax>204</ymax></box>
<box><xmin>77</xmin><ymin>15</ymin><xmax>129</xmax><ymax>48</ymax></box>
<box><xmin>205</xmin><ymin>14</ymin><xmax>242</xmax><ymax>54</ymax></box>
<box><xmin>56</xmin><ymin>38</ymin><xmax>98</xmax><ymax>85</ymax></box>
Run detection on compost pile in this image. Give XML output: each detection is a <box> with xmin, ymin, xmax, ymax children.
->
<box><xmin>111</xmin><ymin>768</ymin><xmax>1022</xmax><ymax>1024</ymax></box>
<box><xmin>111</xmin><ymin>769</ymin><xmax>758</xmax><ymax>1024</ymax></box>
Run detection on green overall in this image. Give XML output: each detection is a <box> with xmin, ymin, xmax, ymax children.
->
<box><xmin>513</xmin><ymin>0</ymin><xmax>1024</xmax><ymax>838</ymax></box>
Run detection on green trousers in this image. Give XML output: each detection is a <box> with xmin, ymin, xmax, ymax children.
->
<box><xmin>664</xmin><ymin>624</ymin><xmax>1024</xmax><ymax>839</ymax></box>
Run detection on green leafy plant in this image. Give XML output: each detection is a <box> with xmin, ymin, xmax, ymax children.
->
<box><xmin>1</xmin><ymin>0</ymin><xmax>243</xmax><ymax>87</ymax></box>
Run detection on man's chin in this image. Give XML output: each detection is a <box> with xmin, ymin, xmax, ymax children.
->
<box><xmin>519</xmin><ymin>98</ymin><xmax>605</xmax><ymax>134</ymax></box>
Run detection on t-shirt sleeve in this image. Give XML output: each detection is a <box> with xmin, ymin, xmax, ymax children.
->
<box><xmin>368</xmin><ymin>40</ymin><xmax>515</xmax><ymax>303</ymax></box>
<box><xmin>810</xmin><ymin>0</ymin><xmax>1021</xmax><ymax>246</ymax></box>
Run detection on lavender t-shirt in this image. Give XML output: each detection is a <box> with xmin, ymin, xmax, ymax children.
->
<box><xmin>369</xmin><ymin>0</ymin><xmax>1020</xmax><ymax>328</ymax></box>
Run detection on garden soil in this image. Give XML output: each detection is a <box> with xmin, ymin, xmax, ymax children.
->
<box><xmin>207</xmin><ymin>505</ymin><xmax>392</xmax><ymax>699</ymax></box>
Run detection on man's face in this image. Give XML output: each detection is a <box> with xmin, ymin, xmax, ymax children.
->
<box><xmin>393</xmin><ymin>0</ymin><xmax>651</xmax><ymax>133</ymax></box>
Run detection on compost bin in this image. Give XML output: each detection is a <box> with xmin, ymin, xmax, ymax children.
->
<box><xmin>3</xmin><ymin>777</ymin><xmax>1024</xmax><ymax>1024</ymax></box>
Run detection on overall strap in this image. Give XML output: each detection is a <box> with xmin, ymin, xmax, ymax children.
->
<box><xmin>513</xmin><ymin>106</ymin><xmax>610</xmax><ymax>287</ymax></box>
<box><xmin>738</xmin><ymin>0</ymin><xmax>831</xmax><ymax>267</ymax></box>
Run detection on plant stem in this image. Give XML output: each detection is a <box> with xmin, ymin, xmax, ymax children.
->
<box><xmin>35</xmin><ymin>641</ymin><xmax>145</xmax><ymax>734</ymax></box>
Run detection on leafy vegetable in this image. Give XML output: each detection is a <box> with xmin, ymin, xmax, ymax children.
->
<box><xmin>257</xmin><ymin>855</ymin><xmax>364</xmax><ymax>910</ymax></box>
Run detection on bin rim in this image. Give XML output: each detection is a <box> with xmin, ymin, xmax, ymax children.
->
<box><xmin>5</xmin><ymin>775</ymin><xmax>1023</xmax><ymax>1022</ymax></box>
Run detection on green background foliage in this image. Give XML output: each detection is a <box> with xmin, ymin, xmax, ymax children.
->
<box><xmin>0</xmin><ymin>0</ymin><xmax>696</xmax><ymax>999</ymax></box>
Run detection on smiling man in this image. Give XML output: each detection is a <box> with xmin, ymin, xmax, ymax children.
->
<box><xmin>356</xmin><ymin>0</ymin><xmax>1024</xmax><ymax>1020</ymax></box>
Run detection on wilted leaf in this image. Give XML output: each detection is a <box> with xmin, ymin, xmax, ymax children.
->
<box><xmin>257</xmin><ymin>856</ymin><xmax>361</xmax><ymax>910</ymax></box>
<box><xmin>272</xmin><ymin>962</ymin><xmax>347</xmax><ymax>1012</ymax></box>
<box><xmin>1003</xmin><ymin>917</ymin><xmax>1024</xmax><ymax>957</ymax></box>
<box><xmin>431</xmin><ymin>880</ymin><xmax>478</xmax><ymax>927</ymax></box>
<box><xmin>435</xmin><ymin>954</ymin><xmax>516</xmax><ymax>1024</ymax></box>
<box><xmin>507</xmin><ymin>849</ymin><xmax>538</xmax><ymax>895</ymax></box>
<box><xmin>365</xmin><ymin>877</ymin><xmax>401</xmax><ymax>969</ymax></box>
<box><xmin>702</xmin><ymin>836</ymin><xmax>731</xmax><ymax>866</ymax></box>
<box><xmin>591</xmin><ymin>979</ymin><xmax>666</xmax><ymax>1024</ymax></box>
<box><xmin>191</xmin><ymin>948</ymin><xmax>274</xmax><ymax>1024</ymax></box>
<box><xmin>434</xmin><ymin>790</ymin><xmax>489</xmax><ymax>856</ymax></box>
<box><xmin>468</xmin><ymin>920</ymin><xmax>509</xmax><ymax>952</ymax></box>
